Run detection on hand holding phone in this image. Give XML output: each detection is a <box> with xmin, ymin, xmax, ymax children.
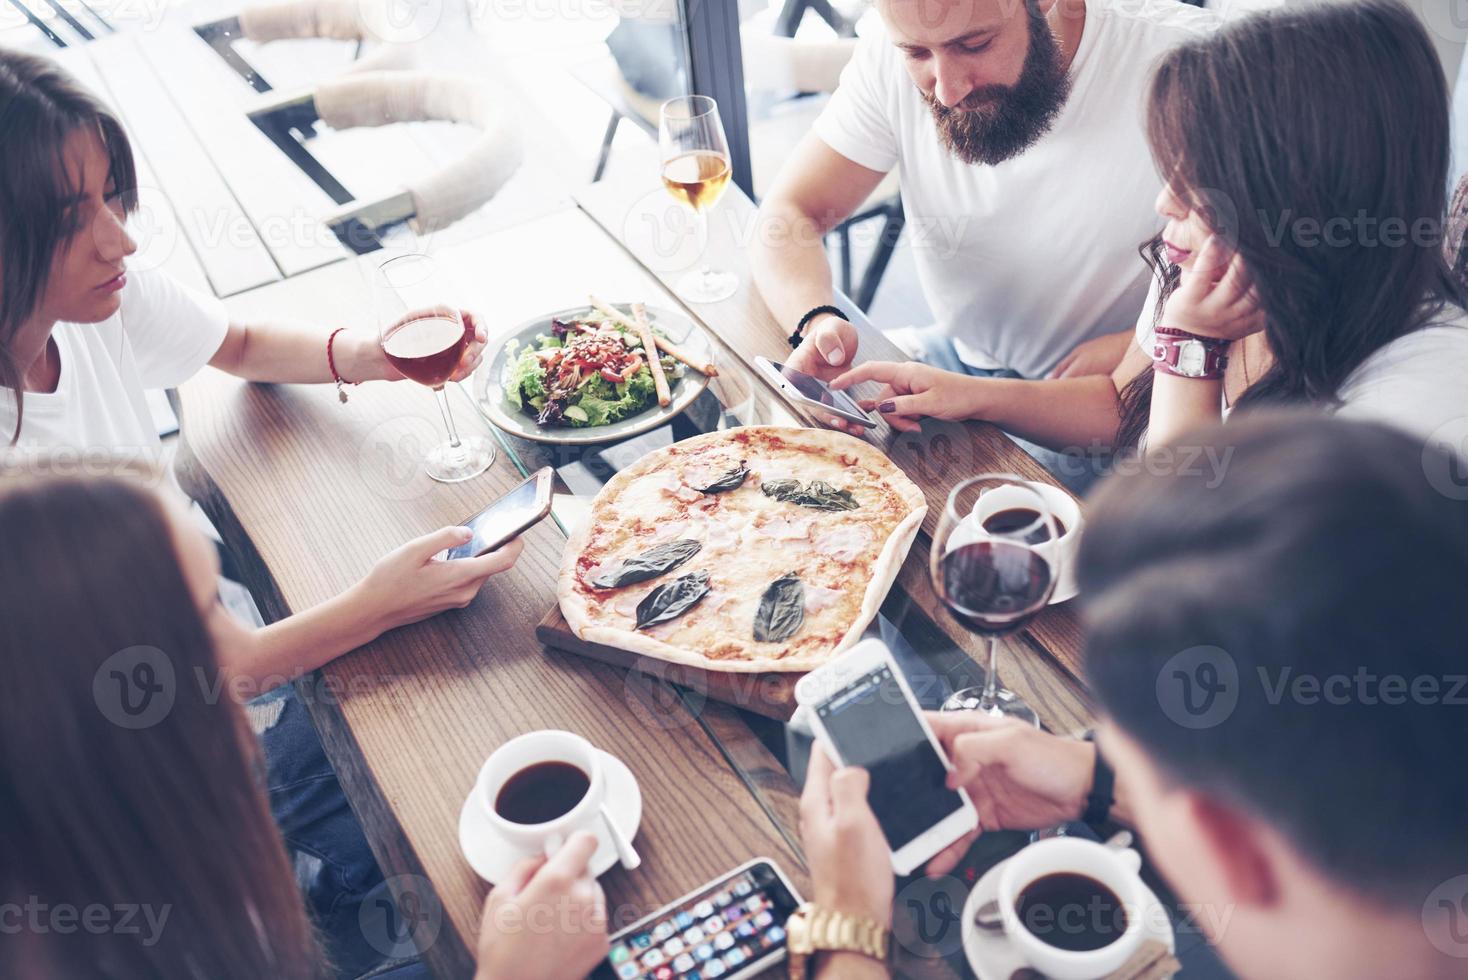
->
<box><xmin>444</xmin><ymin>467</ymin><xmax>554</xmax><ymax>560</ymax></box>
<box><xmin>800</xmin><ymin>746</ymin><xmax>895</xmax><ymax>927</ymax></box>
<box><xmin>755</xmin><ymin>356</ymin><xmax>876</xmax><ymax>429</ymax></box>
<box><xmin>796</xmin><ymin>638</ymin><xmax>978</xmax><ymax>875</ymax></box>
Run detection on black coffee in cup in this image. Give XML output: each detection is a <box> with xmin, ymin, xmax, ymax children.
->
<box><xmin>983</xmin><ymin>507</ymin><xmax>1066</xmax><ymax>544</ymax></box>
<box><xmin>495</xmin><ymin>761</ymin><xmax>590</xmax><ymax>824</ymax></box>
<box><xmin>1015</xmin><ymin>872</ymin><xmax>1129</xmax><ymax>952</ymax></box>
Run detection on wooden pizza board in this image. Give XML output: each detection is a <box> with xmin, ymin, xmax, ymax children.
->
<box><xmin>537</xmin><ymin>603</ymin><xmax>802</xmax><ymax>722</ymax></box>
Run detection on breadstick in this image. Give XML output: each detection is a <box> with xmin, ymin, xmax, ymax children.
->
<box><xmin>632</xmin><ymin>302</ymin><xmax>671</xmax><ymax>407</ymax></box>
<box><xmin>587</xmin><ymin>296</ymin><xmax>719</xmax><ymax>377</ymax></box>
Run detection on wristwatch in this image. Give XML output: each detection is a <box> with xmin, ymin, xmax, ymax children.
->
<box><xmin>785</xmin><ymin>903</ymin><xmax>891</xmax><ymax>980</ymax></box>
<box><xmin>1150</xmin><ymin>327</ymin><xmax>1229</xmax><ymax>380</ymax></box>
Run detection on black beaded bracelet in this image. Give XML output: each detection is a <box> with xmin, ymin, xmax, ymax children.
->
<box><xmin>790</xmin><ymin>305</ymin><xmax>849</xmax><ymax>349</ymax></box>
<box><xmin>1081</xmin><ymin>730</ymin><xmax>1115</xmax><ymax>828</ymax></box>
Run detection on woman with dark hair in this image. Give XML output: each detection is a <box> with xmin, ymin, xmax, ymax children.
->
<box><xmin>0</xmin><ymin>466</ymin><xmax>612</xmax><ymax>979</ymax></box>
<box><xmin>0</xmin><ymin>48</ymin><xmax>521</xmax><ymax>686</ymax></box>
<box><xmin>0</xmin><ymin>48</ymin><xmax>524</xmax><ymax>976</ymax></box>
<box><xmin>827</xmin><ymin>0</ymin><xmax>1468</xmax><ymax>462</ymax></box>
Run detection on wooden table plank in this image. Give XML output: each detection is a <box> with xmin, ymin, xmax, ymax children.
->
<box><xmin>178</xmin><ymin>232</ymin><xmax>811</xmax><ymax>977</ymax></box>
<box><xmin>88</xmin><ymin>34</ymin><xmax>282</xmax><ymax>297</ymax></box>
<box><xmin>573</xmin><ymin>177</ymin><xmax>1093</xmax><ymax>730</ymax></box>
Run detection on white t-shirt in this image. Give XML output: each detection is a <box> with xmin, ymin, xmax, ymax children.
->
<box><xmin>813</xmin><ymin>0</ymin><xmax>1213</xmax><ymax>377</ymax></box>
<box><xmin>1133</xmin><ymin>281</ymin><xmax>1468</xmax><ymax>448</ymax></box>
<box><xmin>0</xmin><ymin>268</ymin><xmax>229</xmax><ymax>460</ymax></box>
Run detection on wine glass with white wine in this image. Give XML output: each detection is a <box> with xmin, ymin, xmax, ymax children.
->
<box><xmin>659</xmin><ymin>95</ymin><xmax>737</xmax><ymax>304</ymax></box>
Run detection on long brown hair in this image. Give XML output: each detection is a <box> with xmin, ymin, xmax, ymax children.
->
<box><xmin>0</xmin><ymin>48</ymin><xmax>139</xmax><ymax>444</ymax></box>
<box><xmin>1117</xmin><ymin>0</ymin><xmax>1463</xmax><ymax>448</ymax></box>
<box><xmin>0</xmin><ymin>469</ymin><xmax>325</xmax><ymax>978</ymax></box>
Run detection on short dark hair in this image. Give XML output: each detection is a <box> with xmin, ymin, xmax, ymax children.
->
<box><xmin>1079</xmin><ymin>412</ymin><xmax>1468</xmax><ymax>907</ymax></box>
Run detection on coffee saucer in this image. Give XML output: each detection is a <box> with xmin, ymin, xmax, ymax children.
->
<box><xmin>458</xmin><ymin>749</ymin><xmax>642</xmax><ymax>884</ymax></box>
<box><xmin>961</xmin><ymin>853</ymin><xmax>1175</xmax><ymax>980</ymax></box>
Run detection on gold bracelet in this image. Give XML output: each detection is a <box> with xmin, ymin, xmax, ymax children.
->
<box><xmin>785</xmin><ymin>903</ymin><xmax>890</xmax><ymax>980</ymax></box>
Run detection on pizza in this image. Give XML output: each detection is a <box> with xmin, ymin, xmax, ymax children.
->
<box><xmin>558</xmin><ymin>426</ymin><xmax>927</xmax><ymax>672</ymax></box>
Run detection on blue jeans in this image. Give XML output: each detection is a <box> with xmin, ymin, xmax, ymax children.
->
<box><xmin>257</xmin><ymin>686</ymin><xmax>393</xmax><ymax>979</ymax></box>
<box><xmin>896</xmin><ymin>326</ymin><xmax>1107</xmax><ymax>497</ymax></box>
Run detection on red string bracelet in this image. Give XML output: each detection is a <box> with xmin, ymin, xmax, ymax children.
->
<box><xmin>327</xmin><ymin>327</ymin><xmax>356</xmax><ymax>403</ymax></box>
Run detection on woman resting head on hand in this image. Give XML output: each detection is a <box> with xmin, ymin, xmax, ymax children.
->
<box><xmin>830</xmin><ymin>0</ymin><xmax>1468</xmax><ymax>462</ymax></box>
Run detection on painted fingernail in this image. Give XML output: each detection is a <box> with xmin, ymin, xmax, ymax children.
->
<box><xmin>878</xmin><ymin>401</ymin><xmax>896</xmax><ymax>413</ymax></box>
<box><xmin>824</xmin><ymin>345</ymin><xmax>845</xmax><ymax>366</ymax></box>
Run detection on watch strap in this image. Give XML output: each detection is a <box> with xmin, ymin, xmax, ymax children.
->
<box><xmin>1082</xmin><ymin>731</ymin><xmax>1116</xmax><ymax>828</ymax></box>
<box><xmin>1150</xmin><ymin>328</ymin><xmax>1230</xmax><ymax>379</ymax></box>
<box><xmin>786</xmin><ymin>902</ymin><xmax>890</xmax><ymax>977</ymax></box>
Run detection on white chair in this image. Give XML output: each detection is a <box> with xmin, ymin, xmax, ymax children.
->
<box><xmin>196</xmin><ymin>0</ymin><xmax>522</xmax><ymax>249</ymax></box>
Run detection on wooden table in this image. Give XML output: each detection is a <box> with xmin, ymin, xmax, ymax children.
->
<box><xmin>177</xmin><ymin>188</ymin><xmax>1095</xmax><ymax>978</ymax></box>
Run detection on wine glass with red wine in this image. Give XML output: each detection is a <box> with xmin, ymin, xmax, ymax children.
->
<box><xmin>930</xmin><ymin>474</ymin><xmax>1058</xmax><ymax>723</ymax></box>
<box><xmin>659</xmin><ymin>95</ymin><xmax>737</xmax><ymax>304</ymax></box>
<box><xmin>372</xmin><ymin>253</ymin><xmax>494</xmax><ymax>483</ymax></box>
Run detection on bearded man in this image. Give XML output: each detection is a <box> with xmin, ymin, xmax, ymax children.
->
<box><xmin>751</xmin><ymin>0</ymin><xmax>1212</xmax><ymax>454</ymax></box>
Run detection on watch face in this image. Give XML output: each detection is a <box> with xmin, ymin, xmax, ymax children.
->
<box><xmin>1176</xmin><ymin>340</ymin><xmax>1207</xmax><ymax>376</ymax></box>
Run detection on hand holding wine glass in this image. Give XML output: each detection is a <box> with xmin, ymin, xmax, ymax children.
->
<box><xmin>659</xmin><ymin>95</ymin><xmax>738</xmax><ymax>304</ymax></box>
<box><xmin>372</xmin><ymin>252</ymin><xmax>496</xmax><ymax>483</ymax></box>
<box><xmin>930</xmin><ymin>474</ymin><xmax>1059</xmax><ymax>723</ymax></box>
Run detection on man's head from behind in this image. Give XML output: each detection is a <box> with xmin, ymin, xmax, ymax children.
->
<box><xmin>878</xmin><ymin>0</ymin><xmax>1070</xmax><ymax>165</ymax></box>
<box><xmin>1079</xmin><ymin>413</ymin><xmax>1468</xmax><ymax>979</ymax></box>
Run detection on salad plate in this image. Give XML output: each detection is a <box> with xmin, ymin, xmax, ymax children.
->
<box><xmin>477</xmin><ymin>303</ymin><xmax>715</xmax><ymax>445</ymax></box>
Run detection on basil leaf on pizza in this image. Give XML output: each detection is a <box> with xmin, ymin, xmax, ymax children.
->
<box><xmin>754</xmin><ymin>573</ymin><xmax>805</xmax><ymax>642</ymax></box>
<box><xmin>636</xmin><ymin>571</ymin><xmax>711</xmax><ymax>629</ymax></box>
<box><xmin>558</xmin><ymin>426</ymin><xmax>926</xmax><ymax>672</ymax></box>
<box><xmin>591</xmin><ymin>538</ymin><xmax>701</xmax><ymax>589</ymax></box>
<box><xmin>760</xmin><ymin>478</ymin><xmax>859</xmax><ymax>512</ymax></box>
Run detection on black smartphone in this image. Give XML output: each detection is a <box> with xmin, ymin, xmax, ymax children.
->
<box><xmin>591</xmin><ymin>858</ymin><xmax>802</xmax><ymax>980</ymax></box>
<box><xmin>754</xmin><ymin>356</ymin><xmax>877</xmax><ymax>428</ymax></box>
<box><xmin>443</xmin><ymin>467</ymin><xmax>554</xmax><ymax>560</ymax></box>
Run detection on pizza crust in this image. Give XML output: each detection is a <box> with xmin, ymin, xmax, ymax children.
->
<box><xmin>557</xmin><ymin>426</ymin><xmax>926</xmax><ymax>673</ymax></box>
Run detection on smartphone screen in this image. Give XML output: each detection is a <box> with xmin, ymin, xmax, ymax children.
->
<box><xmin>768</xmin><ymin>360</ymin><xmax>872</xmax><ymax>421</ymax></box>
<box><xmin>444</xmin><ymin>477</ymin><xmax>545</xmax><ymax>560</ymax></box>
<box><xmin>592</xmin><ymin>862</ymin><xmax>801</xmax><ymax>980</ymax></box>
<box><xmin>815</xmin><ymin>663</ymin><xmax>965</xmax><ymax>852</ymax></box>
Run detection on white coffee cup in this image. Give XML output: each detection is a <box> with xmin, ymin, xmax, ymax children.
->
<box><xmin>961</xmin><ymin>479</ymin><xmax>1084</xmax><ymax>603</ymax></box>
<box><xmin>476</xmin><ymin>730</ymin><xmax>606</xmax><ymax>857</ymax></box>
<box><xmin>997</xmin><ymin>838</ymin><xmax>1146</xmax><ymax>980</ymax></box>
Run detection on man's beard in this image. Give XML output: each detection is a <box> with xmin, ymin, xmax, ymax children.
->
<box><xmin>922</xmin><ymin>1</ymin><xmax>1072</xmax><ymax>166</ymax></box>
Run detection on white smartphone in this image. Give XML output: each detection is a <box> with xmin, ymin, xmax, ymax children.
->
<box><xmin>443</xmin><ymin>466</ymin><xmax>554</xmax><ymax>559</ymax></box>
<box><xmin>754</xmin><ymin>355</ymin><xmax>877</xmax><ymax>428</ymax></box>
<box><xmin>590</xmin><ymin>858</ymin><xmax>803</xmax><ymax>980</ymax></box>
<box><xmin>796</xmin><ymin>638</ymin><xmax>978</xmax><ymax>875</ymax></box>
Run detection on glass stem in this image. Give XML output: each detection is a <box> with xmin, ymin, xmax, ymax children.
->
<box><xmin>433</xmin><ymin>384</ymin><xmax>466</xmax><ymax>458</ymax></box>
<box><xmin>694</xmin><ymin>207</ymin><xmax>713</xmax><ymax>277</ymax></box>
<box><xmin>979</xmin><ymin>635</ymin><xmax>1001</xmax><ymax>714</ymax></box>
